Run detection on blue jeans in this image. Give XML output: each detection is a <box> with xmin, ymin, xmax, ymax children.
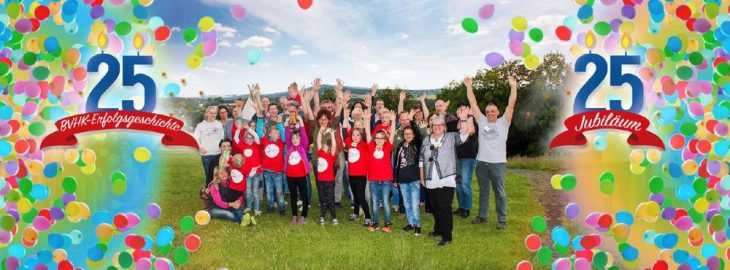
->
<box><xmin>264</xmin><ymin>170</ymin><xmax>285</xmax><ymax>209</ymax></box>
<box><xmin>391</xmin><ymin>186</ymin><xmax>401</xmax><ymax>210</ymax></box>
<box><xmin>457</xmin><ymin>158</ymin><xmax>477</xmax><ymax>210</ymax></box>
<box><xmin>369</xmin><ymin>181</ymin><xmax>392</xmax><ymax>224</ymax></box>
<box><xmin>200</xmin><ymin>155</ymin><xmax>219</xmax><ymax>186</ymax></box>
<box><xmin>209</xmin><ymin>207</ymin><xmax>243</xmax><ymax>223</ymax></box>
<box><xmin>476</xmin><ymin>162</ymin><xmax>507</xmax><ymax>223</ymax></box>
<box><xmin>246</xmin><ymin>173</ymin><xmax>261</xmax><ymax>211</ymax></box>
<box><xmin>399</xmin><ymin>181</ymin><xmax>421</xmax><ymax>226</ymax></box>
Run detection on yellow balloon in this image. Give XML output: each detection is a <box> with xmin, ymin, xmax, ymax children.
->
<box><xmin>629</xmin><ymin>163</ymin><xmax>645</xmax><ymax>175</ymax></box>
<box><xmin>18</xmin><ymin>197</ymin><xmax>32</xmax><ymax>213</ymax></box>
<box><xmin>618</xmin><ymin>21</ymin><xmax>634</xmax><ymax>34</ymax></box>
<box><xmin>91</xmin><ymin>21</ymin><xmax>106</xmax><ymax>35</ymax></box>
<box><xmin>646</xmin><ymin>48</ymin><xmax>664</xmax><ymax>66</ymax></box>
<box><xmin>86</xmin><ymin>258</ymin><xmax>105</xmax><ymax>268</ymax></box>
<box><xmin>550</xmin><ymin>174</ymin><xmax>563</xmax><ymax>189</ymax></box>
<box><xmin>53</xmin><ymin>249</ymin><xmax>68</xmax><ymax>262</ymax></box>
<box><xmin>52</xmin><ymin>14</ymin><xmax>64</xmax><ymax>25</ymax></box>
<box><xmin>49</xmin><ymin>2</ymin><xmax>62</xmax><ymax>16</ymax></box>
<box><xmin>198</xmin><ymin>16</ymin><xmax>216</xmax><ymax>32</ymax></box>
<box><xmin>187</xmin><ymin>54</ymin><xmax>202</xmax><ymax>70</ymax></box>
<box><xmin>622</xmin><ymin>258</ymin><xmax>640</xmax><ymax>268</ymax></box>
<box><xmin>682</xmin><ymin>160</ymin><xmax>698</xmax><ymax>175</ymax></box>
<box><xmin>570</xmin><ymin>45</ymin><xmax>585</xmax><ymax>57</ymax></box>
<box><xmin>96</xmin><ymin>223</ymin><xmax>114</xmax><ymax>239</ymax></box>
<box><xmin>694</xmin><ymin>197</ymin><xmax>709</xmax><ymax>213</ymax></box>
<box><xmin>524</xmin><ymin>54</ymin><xmax>539</xmax><ymax>70</ymax></box>
<box><xmin>133</xmin><ymin>147</ymin><xmax>152</xmax><ymax>163</ymax></box>
<box><xmin>646</xmin><ymin>149</ymin><xmax>662</xmax><ymax>164</ymax></box>
<box><xmin>78</xmin><ymin>202</ymin><xmax>91</xmax><ymax>219</ymax></box>
<box><xmin>81</xmin><ymin>149</ymin><xmax>97</xmax><ymax>164</ymax></box>
<box><xmin>66</xmin><ymin>201</ymin><xmax>81</xmax><ymax>217</ymax></box>
<box><xmin>26</xmin><ymin>37</ymin><xmax>40</xmax><ymax>53</ymax></box>
<box><xmin>92</xmin><ymin>132</ymin><xmax>107</xmax><ymax>141</ymax></box>
<box><xmin>28</xmin><ymin>160</ymin><xmax>44</xmax><ymax>176</ymax></box>
<box><xmin>195</xmin><ymin>210</ymin><xmax>211</xmax><ymax>225</ymax></box>
<box><xmin>629</xmin><ymin>149</ymin><xmax>644</xmax><ymax>164</ymax></box>
<box><xmin>634</xmin><ymin>202</ymin><xmax>647</xmax><ymax>218</ymax></box>
<box><xmin>138</xmin><ymin>0</ymin><xmax>154</xmax><ymax>7</ymax></box>
<box><xmin>688</xmin><ymin>226</ymin><xmax>703</xmax><ymax>242</ymax></box>
<box><xmin>81</xmin><ymin>163</ymin><xmax>96</xmax><ymax>175</ymax></box>
<box><xmin>63</xmin><ymin>48</ymin><xmax>81</xmax><ymax>66</ymax></box>
<box><xmin>64</xmin><ymin>149</ymin><xmax>79</xmax><ymax>163</ymax></box>
<box><xmin>645</xmin><ymin>201</ymin><xmax>660</xmax><ymax>216</ymax></box>
<box><xmin>511</xmin><ymin>16</ymin><xmax>528</xmax><ymax>32</ymax></box>
<box><xmin>612</xmin><ymin>223</ymin><xmax>630</xmax><ymax>243</ymax></box>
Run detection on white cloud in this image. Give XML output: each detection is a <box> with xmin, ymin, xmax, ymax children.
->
<box><xmin>383</xmin><ymin>69</ymin><xmax>416</xmax><ymax>79</ymax></box>
<box><xmin>289</xmin><ymin>49</ymin><xmax>308</xmax><ymax>56</ymax></box>
<box><xmin>395</xmin><ymin>33</ymin><xmax>410</xmax><ymax>39</ymax></box>
<box><xmin>263</xmin><ymin>26</ymin><xmax>281</xmax><ymax>36</ymax></box>
<box><xmin>291</xmin><ymin>45</ymin><xmax>301</xmax><ymax>49</ymax></box>
<box><xmin>219</xmin><ymin>40</ymin><xmax>232</xmax><ymax>47</ymax></box>
<box><xmin>529</xmin><ymin>15</ymin><xmax>563</xmax><ymax>32</ymax></box>
<box><xmin>203</xmin><ymin>67</ymin><xmax>230</xmax><ymax>74</ymax></box>
<box><xmin>171</xmin><ymin>27</ymin><xmax>181</xmax><ymax>32</ymax></box>
<box><xmin>311</xmin><ymin>64</ymin><xmax>320</xmax><ymax>68</ymax></box>
<box><xmin>364</xmin><ymin>63</ymin><xmax>380</xmax><ymax>73</ymax></box>
<box><xmin>235</xmin><ymin>36</ymin><xmax>274</xmax><ymax>49</ymax></box>
<box><xmin>215</xmin><ymin>23</ymin><xmax>238</xmax><ymax>38</ymax></box>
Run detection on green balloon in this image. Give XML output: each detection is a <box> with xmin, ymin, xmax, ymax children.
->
<box><xmin>157</xmin><ymin>244</ymin><xmax>172</xmax><ymax>255</ymax></box>
<box><xmin>51</xmin><ymin>47</ymin><xmax>63</xmax><ymax>58</ymax></box>
<box><xmin>710</xmin><ymin>214</ymin><xmax>725</xmax><ymax>231</ymax></box>
<box><xmin>679</xmin><ymin>122</ymin><xmax>697</xmax><ymax>136</ymax></box>
<box><xmin>106</xmin><ymin>266</ymin><xmax>119</xmax><ymax>270</ymax></box>
<box><xmin>33</xmin><ymin>66</ymin><xmax>50</xmax><ymax>81</ymax></box>
<box><xmin>1</xmin><ymin>215</ymin><xmax>16</xmax><ymax>231</ymax></box>
<box><xmin>693</xmin><ymin>178</ymin><xmax>707</xmax><ymax>194</ymax></box>
<box><xmin>115</xmin><ymin>22</ymin><xmax>133</xmax><ymax>36</ymax></box>
<box><xmin>23</xmin><ymin>52</ymin><xmax>38</xmax><ymax>66</ymax></box>
<box><xmin>461</xmin><ymin>18</ymin><xmax>478</xmax><ymax>34</ymax></box>
<box><xmin>0</xmin><ymin>63</ymin><xmax>9</xmax><ymax>77</ymax></box>
<box><xmin>19</xmin><ymin>178</ymin><xmax>32</xmax><ymax>194</ymax></box>
<box><xmin>7</xmin><ymin>3</ymin><xmax>22</xmax><ymax>19</ymax></box>
<box><xmin>553</xmin><ymin>243</ymin><xmax>569</xmax><ymax>256</ymax></box>
<box><xmin>111</xmin><ymin>180</ymin><xmax>127</xmax><ymax>195</ymax></box>
<box><xmin>617</xmin><ymin>242</ymin><xmax>629</xmax><ymax>252</ymax></box>
<box><xmin>22</xmin><ymin>208</ymin><xmax>38</xmax><ymax>223</ymax></box>
<box><xmin>687</xmin><ymin>208</ymin><xmax>704</xmax><ymax>223</ymax></box>
<box><xmin>522</xmin><ymin>43</ymin><xmax>531</xmax><ymax>57</ymax></box>
<box><xmin>688</xmin><ymin>52</ymin><xmax>703</xmax><ymax>66</ymax></box>
<box><xmin>531</xmin><ymin>216</ymin><xmax>547</xmax><ymax>233</ymax></box>
<box><xmin>648</xmin><ymin>176</ymin><xmax>663</xmax><ymax>193</ymax></box>
<box><xmin>717</xmin><ymin>63</ymin><xmax>730</xmax><ymax>76</ymax></box>
<box><xmin>607</xmin><ymin>266</ymin><xmax>621</xmax><ymax>270</ymax></box>
<box><xmin>111</xmin><ymin>171</ymin><xmax>127</xmax><ymax>182</ymax></box>
<box><xmin>560</xmin><ymin>174</ymin><xmax>577</xmax><ymax>190</ymax></box>
<box><xmin>528</xmin><ymin>28</ymin><xmax>543</xmax><ymax>42</ymax></box>
<box><xmin>536</xmin><ymin>246</ymin><xmax>552</xmax><ymax>265</ymax></box>
<box><xmin>676</xmin><ymin>66</ymin><xmax>693</xmax><ymax>80</ymax></box>
<box><xmin>593</xmin><ymin>251</ymin><xmax>608</xmax><ymax>268</ymax></box>
<box><xmin>703</xmin><ymin>31</ymin><xmax>717</xmax><ymax>43</ymax></box>
<box><xmin>705</xmin><ymin>2</ymin><xmax>719</xmax><ymax>19</ymax></box>
<box><xmin>63</xmin><ymin>176</ymin><xmax>77</xmax><ymax>193</ymax></box>
<box><xmin>9</xmin><ymin>31</ymin><xmax>23</xmax><ymax>44</ymax></box>
<box><xmin>28</xmin><ymin>122</ymin><xmax>46</xmax><ymax>136</ymax></box>
<box><xmin>173</xmin><ymin>247</ymin><xmax>189</xmax><ymax>265</ymax></box>
<box><xmin>5</xmin><ymin>189</ymin><xmax>20</xmax><ymax>203</ymax></box>
<box><xmin>118</xmin><ymin>251</ymin><xmax>133</xmax><ymax>268</ymax></box>
<box><xmin>599</xmin><ymin>179</ymin><xmax>613</xmax><ymax>195</ymax></box>
<box><xmin>599</xmin><ymin>171</ymin><xmax>614</xmax><ymax>182</ymax></box>
<box><xmin>180</xmin><ymin>215</ymin><xmax>195</xmax><ymax>233</ymax></box>
<box><xmin>39</xmin><ymin>52</ymin><xmax>55</xmax><ymax>62</ymax></box>
<box><xmin>593</xmin><ymin>21</ymin><xmax>611</xmax><ymax>36</ymax></box>
<box><xmin>182</xmin><ymin>28</ymin><xmax>198</xmax><ymax>43</ymax></box>
<box><xmin>706</xmin><ymin>189</ymin><xmax>720</xmax><ymax>203</ymax></box>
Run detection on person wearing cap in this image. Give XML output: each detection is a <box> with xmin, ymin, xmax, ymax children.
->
<box><xmin>419</xmin><ymin>112</ymin><xmax>472</xmax><ymax>246</ymax></box>
<box><xmin>465</xmin><ymin>75</ymin><xmax>517</xmax><ymax>230</ymax></box>
<box><xmin>195</xmin><ymin>106</ymin><xmax>225</xmax><ymax>186</ymax></box>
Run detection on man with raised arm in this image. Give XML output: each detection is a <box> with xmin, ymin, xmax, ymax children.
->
<box><xmin>465</xmin><ymin>75</ymin><xmax>517</xmax><ymax>230</ymax></box>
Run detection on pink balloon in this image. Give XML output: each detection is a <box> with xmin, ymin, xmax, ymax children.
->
<box><xmin>154</xmin><ymin>258</ymin><xmax>172</xmax><ymax>270</ymax></box>
<box><xmin>25</xmin><ymin>82</ymin><xmax>41</xmax><ymax>99</ymax></box>
<box><xmin>135</xmin><ymin>258</ymin><xmax>152</xmax><ymax>270</ymax></box>
<box><xmin>478</xmin><ymin>4</ymin><xmax>495</xmax><ymax>20</ymax></box>
<box><xmin>22</xmin><ymin>102</ymin><xmax>38</xmax><ymax>117</ymax></box>
<box><xmin>32</xmin><ymin>216</ymin><xmax>52</xmax><ymax>231</ymax></box>
<box><xmin>202</xmin><ymin>40</ymin><xmax>218</xmax><ymax>57</ymax></box>
<box><xmin>108</xmin><ymin>0</ymin><xmax>126</xmax><ymax>5</ymax></box>
<box><xmin>509</xmin><ymin>40</ymin><xmax>524</xmax><ymax>56</ymax></box>
<box><xmin>603</xmin><ymin>33</ymin><xmax>619</xmax><ymax>54</ymax></box>
<box><xmin>231</xmin><ymin>4</ymin><xmax>247</xmax><ymax>21</ymax></box>
<box><xmin>687</xmin><ymin>101</ymin><xmax>704</xmax><ymax>117</ymax></box>
<box><xmin>108</xmin><ymin>34</ymin><xmax>124</xmax><ymax>55</ymax></box>
<box><xmin>125</xmin><ymin>213</ymin><xmax>141</xmax><ymax>228</ymax></box>
<box><xmin>14</xmin><ymin>19</ymin><xmax>33</xmax><ymax>33</ymax></box>
<box><xmin>675</xmin><ymin>216</ymin><xmax>693</xmax><ymax>231</ymax></box>
<box><xmin>50</xmin><ymin>76</ymin><xmax>65</xmax><ymax>97</ymax></box>
<box><xmin>574</xmin><ymin>258</ymin><xmax>591</xmax><ymax>270</ymax></box>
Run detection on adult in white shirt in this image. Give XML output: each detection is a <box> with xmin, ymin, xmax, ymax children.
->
<box><xmin>195</xmin><ymin>106</ymin><xmax>225</xmax><ymax>185</ymax></box>
<box><xmin>465</xmin><ymin>75</ymin><xmax>517</xmax><ymax>230</ymax></box>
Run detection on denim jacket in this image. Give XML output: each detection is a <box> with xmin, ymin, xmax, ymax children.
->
<box><xmin>420</xmin><ymin>132</ymin><xmax>465</xmax><ymax>181</ymax></box>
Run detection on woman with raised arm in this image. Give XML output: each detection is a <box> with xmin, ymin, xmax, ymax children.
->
<box><xmin>419</xmin><ymin>109</ymin><xmax>471</xmax><ymax>246</ymax></box>
<box><xmin>364</xmin><ymin>108</ymin><xmax>397</xmax><ymax>233</ymax></box>
<box><xmin>395</xmin><ymin>125</ymin><xmax>422</xmax><ymax>235</ymax></box>
<box><xmin>284</xmin><ymin>113</ymin><xmax>311</xmax><ymax>225</ymax></box>
<box><xmin>342</xmin><ymin>107</ymin><xmax>372</xmax><ymax>226</ymax></box>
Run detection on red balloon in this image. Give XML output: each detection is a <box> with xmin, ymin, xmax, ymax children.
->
<box><xmin>688</xmin><ymin>139</ymin><xmax>699</xmax><ymax>153</ymax></box>
<box><xmin>113</xmin><ymin>214</ymin><xmax>128</xmax><ymax>228</ymax></box>
<box><xmin>524</xmin><ymin>234</ymin><xmax>541</xmax><ymax>251</ymax></box>
<box><xmin>125</xmin><ymin>234</ymin><xmax>146</xmax><ymax>250</ymax></box>
<box><xmin>8</xmin><ymin>120</ymin><xmax>20</xmax><ymax>134</ymax></box>
<box><xmin>676</xmin><ymin>5</ymin><xmax>691</xmax><ymax>20</ymax></box>
<box><xmin>669</xmin><ymin>134</ymin><xmax>685</xmax><ymax>150</ymax></box>
<box><xmin>30</xmin><ymin>19</ymin><xmax>40</xmax><ymax>32</ymax></box>
<box><xmin>154</xmin><ymin>26</ymin><xmax>171</xmax><ymax>42</ymax></box>
<box><xmin>133</xmin><ymin>249</ymin><xmax>151</xmax><ymax>261</ymax></box>
<box><xmin>90</xmin><ymin>0</ymin><xmax>103</xmax><ymax>6</ymax></box>
<box><xmin>652</xmin><ymin>260</ymin><xmax>668</xmax><ymax>270</ymax></box>
<box><xmin>297</xmin><ymin>0</ymin><xmax>313</xmax><ymax>9</ymax></box>
<box><xmin>58</xmin><ymin>261</ymin><xmax>73</xmax><ymax>270</ymax></box>
<box><xmin>555</xmin><ymin>26</ymin><xmax>572</xmax><ymax>41</ymax></box>
<box><xmin>597</xmin><ymin>214</ymin><xmax>613</xmax><ymax>228</ymax></box>
<box><xmin>622</xmin><ymin>0</ymin><xmax>635</xmax><ymax>6</ymax></box>
<box><xmin>686</xmin><ymin>18</ymin><xmax>696</xmax><ymax>31</ymax></box>
<box><xmin>34</xmin><ymin>5</ymin><xmax>50</xmax><ymax>21</ymax></box>
<box><xmin>575</xmin><ymin>249</ymin><xmax>594</xmax><ymax>261</ymax></box>
<box><xmin>184</xmin><ymin>234</ymin><xmax>201</xmax><ymax>252</ymax></box>
<box><xmin>14</xmin><ymin>140</ymin><xmax>29</xmax><ymax>155</ymax></box>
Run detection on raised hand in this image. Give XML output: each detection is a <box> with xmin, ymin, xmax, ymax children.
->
<box><xmin>344</xmin><ymin>91</ymin><xmax>351</xmax><ymax>103</ymax></box>
<box><xmin>399</xmin><ymin>90</ymin><xmax>406</xmax><ymax>101</ymax></box>
<box><xmin>370</xmin><ymin>83</ymin><xmax>378</xmax><ymax>94</ymax></box>
<box><xmin>464</xmin><ymin>76</ymin><xmax>473</xmax><ymax>89</ymax></box>
<box><xmin>335</xmin><ymin>78</ymin><xmax>344</xmax><ymax>92</ymax></box>
<box><xmin>508</xmin><ymin>75</ymin><xmax>517</xmax><ymax>89</ymax></box>
<box><xmin>420</xmin><ymin>93</ymin><xmax>426</xmax><ymax>102</ymax></box>
<box><xmin>312</xmin><ymin>78</ymin><xmax>321</xmax><ymax>91</ymax></box>
<box><xmin>457</xmin><ymin>106</ymin><xmax>469</xmax><ymax>120</ymax></box>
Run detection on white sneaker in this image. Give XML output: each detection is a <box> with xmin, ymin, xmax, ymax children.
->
<box><xmin>243</xmin><ymin>208</ymin><xmax>251</xmax><ymax>213</ymax></box>
<box><xmin>332</xmin><ymin>219</ymin><xmax>339</xmax><ymax>225</ymax></box>
<box><xmin>320</xmin><ymin>217</ymin><xmax>326</xmax><ymax>226</ymax></box>
<box><xmin>254</xmin><ymin>210</ymin><xmax>262</xmax><ymax>216</ymax></box>
<box><xmin>297</xmin><ymin>200</ymin><xmax>303</xmax><ymax>206</ymax></box>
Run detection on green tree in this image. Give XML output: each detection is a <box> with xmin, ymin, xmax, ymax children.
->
<box><xmin>374</xmin><ymin>87</ymin><xmax>417</xmax><ymax>112</ymax></box>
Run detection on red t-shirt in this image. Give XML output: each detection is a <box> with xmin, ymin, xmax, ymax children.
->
<box><xmin>261</xmin><ymin>137</ymin><xmax>285</xmax><ymax>172</ymax></box>
<box><xmin>285</xmin><ymin>150</ymin><xmax>308</xmax><ymax>178</ymax></box>
<box><xmin>367</xmin><ymin>140</ymin><xmax>393</xmax><ymax>181</ymax></box>
<box><xmin>230</xmin><ymin>125</ymin><xmax>243</xmax><ymax>155</ymax></box>
<box><xmin>371</xmin><ymin>123</ymin><xmax>391</xmax><ymax>137</ymax></box>
<box><xmin>227</xmin><ymin>163</ymin><xmax>247</xmax><ymax>192</ymax></box>
<box><xmin>238</xmin><ymin>141</ymin><xmax>262</xmax><ymax>174</ymax></box>
<box><xmin>345</xmin><ymin>138</ymin><xmax>368</xmax><ymax>176</ymax></box>
<box><xmin>316</xmin><ymin>149</ymin><xmax>336</xmax><ymax>182</ymax></box>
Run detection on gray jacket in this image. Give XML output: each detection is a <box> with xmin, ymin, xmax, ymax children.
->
<box><xmin>420</xmin><ymin>132</ymin><xmax>465</xmax><ymax>181</ymax></box>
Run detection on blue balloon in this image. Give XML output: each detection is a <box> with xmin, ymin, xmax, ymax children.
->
<box><xmin>87</xmin><ymin>246</ymin><xmax>103</xmax><ymax>261</ymax></box>
<box><xmin>133</xmin><ymin>5</ymin><xmax>149</xmax><ymax>20</ymax></box>
<box><xmin>92</xmin><ymin>211</ymin><xmax>112</xmax><ymax>225</ymax></box>
<box><xmin>668</xmin><ymin>163</ymin><xmax>683</xmax><ymax>178</ymax></box>
<box><xmin>713</xmin><ymin>105</ymin><xmax>729</xmax><ymax>120</ymax></box>
<box><xmin>666</xmin><ymin>36</ymin><xmax>682</xmax><ymax>52</ymax></box>
<box><xmin>164</xmin><ymin>83</ymin><xmax>181</xmax><ymax>97</ymax></box>
<box><xmin>722</xmin><ymin>22</ymin><xmax>730</xmax><ymax>36</ymax></box>
<box><xmin>621</xmin><ymin>246</ymin><xmax>639</xmax><ymax>261</ymax></box>
<box><xmin>662</xmin><ymin>233</ymin><xmax>678</xmax><ymax>249</ymax></box>
<box><xmin>143</xmin><ymin>235</ymin><xmax>155</xmax><ymax>250</ymax></box>
<box><xmin>648</xmin><ymin>0</ymin><xmax>663</xmax><ymax>14</ymax></box>
<box><xmin>8</xmin><ymin>244</ymin><xmax>25</xmax><ymax>258</ymax></box>
<box><xmin>62</xmin><ymin>0</ymin><xmax>78</xmax><ymax>15</ymax></box>
<box><xmin>43</xmin><ymin>162</ymin><xmax>60</xmax><ymax>178</ymax></box>
<box><xmin>0</xmin><ymin>105</ymin><xmax>12</xmax><ymax>120</ymax></box>
<box><xmin>47</xmin><ymin>233</ymin><xmax>65</xmax><ymax>249</ymax></box>
<box><xmin>43</xmin><ymin>37</ymin><xmax>59</xmax><ymax>53</ymax></box>
<box><xmin>247</xmin><ymin>48</ymin><xmax>262</xmax><ymax>65</ymax></box>
<box><xmin>0</xmin><ymin>140</ymin><xmax>11</xmax><ymax>157</ymax></box>
<box><xmin>615</xmin><ymin>211</ymin><xmax>634</xmax><ymax>226</ymax></box>
<box><xmin>155</xmin><ymin>226</ymin><xmax>175</xmax><ymax>246</ymax></box>
<box><xmin>571</xmin><ymin>235</ymin><xmax>584</xmax><ymax>251</ymax></box>
<box><xmin>37</xmin><ymin>249</ymin><xmax>52</xmax><ymax>263</ymax></box>
<box><xmin>714</xmin><ymin>140</ymin><xmax>729</xmax><ymax>156</ymax></box>
<box><xmin>550</xmin><ymin>226</ymin><xmax>570</xmax><ymax>246</ymax></box>
<box><xmin>30</xmin><ymin>184</ymin><xmax>49</xmax><ymax>200</ymax></box>
<box><xmin>674</xmin><ymin>249</ymin><xmax>690</xmax><ymax>263</ymax></box>
<box><xmin>677</xmin><ymin>184</ymin><xmax>696</xmax><ymax>200</ymax></box>
<box><xmin>701</xmin><ymin>244</ymin><xmax>718</xmax><ymax>259</ymax></box>
<box><xmin>723</xmin><ymin>39</ymin><xmax>730</xmax><ymax>54</ymax></box>
<box><xmin>714</xmin><ymin>29</ymin><xmax>727</xmax><ymax>42</ymax></box>
<box><xmin>577</xmin><ymin>5</ymin><xmax>593</xmax><ymax>20</ymax></box>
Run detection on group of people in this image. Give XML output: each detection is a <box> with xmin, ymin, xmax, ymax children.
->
<box><xmin>192</xmin><ymin>76</ymin><xmax>518</xmax><ymax>246</ymax></box>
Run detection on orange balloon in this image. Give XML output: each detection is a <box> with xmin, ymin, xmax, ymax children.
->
<box><xmin>63</xmin><ymin>48</ymin><xmax>81</xmax><ymax>66</ymax></box>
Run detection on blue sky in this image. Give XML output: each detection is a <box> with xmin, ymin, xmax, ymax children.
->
<box><xmin>152</xmin><ymin>0</ymin><xmax>574</xmax><ymax>96</ymax></box>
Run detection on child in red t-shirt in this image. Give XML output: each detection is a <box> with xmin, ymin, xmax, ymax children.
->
<box><xmin>364</xmin><ymin>109</ymin><xmax>397</xmax><ymax>233</ymax></box>
<box><xmin>227</xmin><ymin>154</ymin><xmax>247</xmax><ymax>192</ymax></box>
<box><xmin>316</xmin><ymin>128</ymin><xmax>338</xmax><ymax>225</ymax></box>
<box><xmin>234</xmin><ymin>125</ymin><xmax>263</xmax><ymax>216</ymax></box>
<box><xmin>343</xmin><ymin>108</ymin><xmax>372</xmax><ymax>226</ymax></box>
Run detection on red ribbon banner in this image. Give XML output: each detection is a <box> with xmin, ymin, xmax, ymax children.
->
<box><xmin>549</xmin><ymin>110</ymin><xmax>664</xmax><ymax>150</ymax></box>
<box><xmin>40</xmin><ymin>111</ymin><xmax>199</xmax><ymax>150</ymax></box>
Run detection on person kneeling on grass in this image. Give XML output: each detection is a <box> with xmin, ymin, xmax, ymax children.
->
<box><xmin>207</xmin><ymin>167</ymin><xmax>248</xmax><ymax>225</ymax></box>
<box><xmin>316</xmin><ymin>128</ymin><xmax>339</xmax><ymax>226</ymax></box>
<box><xmin>285</xmin><ymin>114</ymin><xmax>311</xmax><ymax>225</ymax></box>
<box><xmin>364</xmin><ymin>109</ymin><xmax>397</xmax><ymax>233</ymax></box>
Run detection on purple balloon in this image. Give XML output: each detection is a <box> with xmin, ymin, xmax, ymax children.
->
<box><xmin>478</xmin><ymin>4</ymin><xmax>495</xmax><ymax>20</ymax></box>
<box><xmin>50</xmin><ymin>207</ymin><xmax>65</xmax><ymax>220</ymax></box>
<box><xmin>4</xmin><ymin>161</ymin><xmax>18</xmax><ymax>175</ymax></box>
<box><xmin>564</xmin><ymin>203</ymin><xmax>580</xmax><ymax>219</ymax></box>
<box><xmin>508</xmin><ymin>29</ymin><xmax>524</xmax><ymax>41</ymax></box>
<box><xmin>649</xmin><ymin>193</ymin><xmax>664</xmax><ymax>205</ymax></box>
<box><xmin>708</xmin><ymin>257</ymin><xmax>721</xmax><ymax>270</ymax></box>
<box><xmin>202</xmin><ymin>30</ymin><xmax>218</xmax><ymax>42</ymax></box>
<box><xmin>90</xmin><ymin>6</ymin><xmax>105</xmax><ymax>19</ymax></box>
<box><xmin>484</xmin><ymin>52</ymin><xmax>504</xmax><ymax>68</ymax></box>
<box><xmin>693</xmin><ymin>19</ymin><xmax>711</xmax><ymax>33</ymax></box>
<box><xmin>0</xmin><ymin>122</ymin><xmax>11</xmax><ymax>137</ymax></box>
<box><xmin>661</xmin><ymin>207</ymin><xmax>676</xmax><ymax>220</ymax></box>
<box><xmin>62</xmin><ymin>193</ymin><xmax>76</xmax><ymax>205</ymax></box>
<box><xmin>147</xmin><ymin>203</ymin><xmax>161</xmax><ymax>219</ymax></box>
<box><xmin>610</xmin><ymin>19</ymin><xmax>622</xmax><ymax>33</ymax></box>
<box><xmin>621</xmin><ymin>5</ymin><xmax>636</xmax><ymax>19</ymax></box>
<box><xmin>104</xmin><ymin>19</ymin><xmax>116</xmax><ymax>33</ymax></box>
<box><xmin>14</xmin><ymin>19</ymin><xmax>33</xmax><ymax>33</ymax></box>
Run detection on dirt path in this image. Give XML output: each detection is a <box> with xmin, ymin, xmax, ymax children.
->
<box><xmin>510</xmin><ymin>169</ymin><xmax>570</xmax><ymax>232</ymax></box>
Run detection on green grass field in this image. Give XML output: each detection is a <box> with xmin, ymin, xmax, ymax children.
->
<box><xmin>152</xmin><ymin>152</ymin><xmax>546</xmax><ymax>269</ymax></box>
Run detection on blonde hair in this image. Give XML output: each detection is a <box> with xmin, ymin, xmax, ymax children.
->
<box><xmin>213</xmin><ymin>167</ymin><xmax>228</xmax><ymax>185</ymax></box>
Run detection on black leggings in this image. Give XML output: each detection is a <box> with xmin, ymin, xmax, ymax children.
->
<box><xmin>287</xmin><ymin>176</ymin><xmax>309</xmax><ymax>217</ymax></box>
<box><xmin>349</xmin><ymin>175</ymin><xmax>371</xmax><ymax>219</ymax></box>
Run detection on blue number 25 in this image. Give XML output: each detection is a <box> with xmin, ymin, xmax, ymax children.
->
<box><xmin>86</xmin><ymin>54</ymin><xmax>157</xmax><ymax>112</ymax></box>
<box><xmin>574</xmin><ymin>54</ymin><xmax>643</xmax><ymax>114</ymax></box>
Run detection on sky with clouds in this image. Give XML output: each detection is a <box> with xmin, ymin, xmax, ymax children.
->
<box><xmin>149</xmin><ymin>0</ymin><xmax>574</xmax><ymax>96</ymax></box>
